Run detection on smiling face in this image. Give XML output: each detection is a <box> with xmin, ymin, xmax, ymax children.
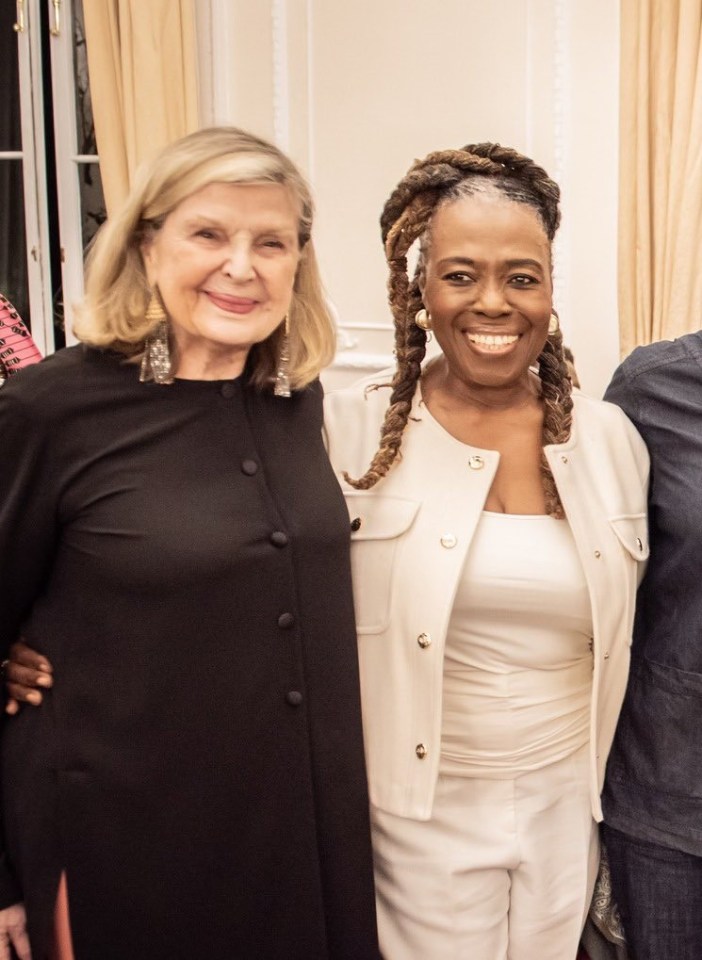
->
<box><xmin>142</xmin><ymin>181</ymin><xmax>302</xmax><ymax>380</ymax></box>
<box><xmin>420</xmin><ymin>192</ymin><xmax>553</xmax><ymax>397</ymax></box>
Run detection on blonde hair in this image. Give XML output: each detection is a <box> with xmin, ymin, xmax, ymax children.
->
<box><xmin>74</xmin><ymin>126</ymin><xmax>335</xmax><ymax>390</ymax></box>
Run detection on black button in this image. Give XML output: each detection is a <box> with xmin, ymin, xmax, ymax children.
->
<box><xmin>277</xmin><ymin>612</ymin><xmax>295</xmax><ymax>629</ymax></box>
<box><xmin>350</xmin><ymin>517</ymin><xmax>362</xmax><ymax>532</ymax></box>
<box><xmin>241</xmin><ymin>459</ymin><xmax>258</xmax><ymax>476</ymax></box>
<box><xmin>270</xmin><ymin>531</ymin><xmax>289</xmax><ymax>547</ymax></box>
<box><xmin>220</xmin><ymin>382</ymin><xmax>236</xmax><ymax>399</ymax></box>
<box><xmin>286</xmin><ymin>690</ymin><xmax>303</xmax><ymax>706</ymax></box>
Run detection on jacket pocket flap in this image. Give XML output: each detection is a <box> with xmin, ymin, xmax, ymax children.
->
<box><xmin>344</xmin><ymin>492</ymin><xmax>420</xmax><ymax>541</ymax></box>
<box><xmin>609</xmin><ymin>514</ymin><xmax>650</xmax><ymax>560</ymax></box>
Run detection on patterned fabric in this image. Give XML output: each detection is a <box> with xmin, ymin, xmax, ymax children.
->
<box><xmin>591</xmin><ymin>844</ymin><xmax>627</xmax><ymax>945</ymax></box>
<box><xmin>580</xmin><ymin>841</ymin><xmax>630</xmax><ymax>960</ymax></box>
<box><xmin>0</xmin><ymin>294</ymin><xmax>42</xmax><ymax>381</ymax></box>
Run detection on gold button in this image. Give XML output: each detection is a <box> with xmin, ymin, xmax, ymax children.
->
<box><xmin>440</xmin><ymin>534</ymin><xmax>457</xmax><ymax>549</ymax></box>
<box><xmin>468</xmin><ymin>456</ymin><xmax>485</xmax><ymax>471</ymax></box>
<box><xmin>417</xmin><ymin>633</ymin><xmax>431</xmax><ymax>649</ymax></box>
<box><xmin>636</xmin><ymin>537</ymin><xmax>643</xmax><ymax>551</ymax></box>
<box><xmin>594</xmin><ymin>550</ymin><xmax>601</xmax><ymax>558</ymax></box>
<box><xmin>415</xmin><ymin>744</ymin><xmax>427</xmax><ymax>759</ymax></box>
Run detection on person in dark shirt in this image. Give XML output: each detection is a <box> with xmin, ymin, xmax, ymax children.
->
<box><xmin>0</xmin><ymin>127</ymin><xmax>379</xmax><ymax>960</ymax></box>
<box><xmin>599</xmin><ymin>333</ymin><xmax>702</xmax><ymax>959</ymax></box>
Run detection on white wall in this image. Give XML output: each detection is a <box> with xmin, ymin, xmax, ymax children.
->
<box><xmin>200</xmin><ymin>0</ymin><xmax>621</xmax><ymax>397</ymax></box>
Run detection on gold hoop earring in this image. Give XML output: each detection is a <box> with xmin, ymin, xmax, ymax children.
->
<box><xmin>274</xmin><ymin>314</ymin><xmax>291</xmax><ymax>398</ymax></box>
<box><xmin>140</xmin><ymin>288</ymin><xmax>174</xmax><ymax>385</ymax></box>
<box><xmin>415</xmin><ymin>308</ymin><xmax>432</xmax><ymax>331</ymax></box>
<box><xmin>548</xmin><ymin>310</ymin><xmax>560</xmax><ymax>335</ymax></box>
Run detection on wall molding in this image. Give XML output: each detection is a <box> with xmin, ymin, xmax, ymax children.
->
<box><xmin>552</xmin><ymin>0</ymin><xmax>569</xmax><ymax>319</ymax></box>
<box><xmin>271</xmin><ymin>0</ymin><xmax>290</xmax><ymax>150</ymax></box>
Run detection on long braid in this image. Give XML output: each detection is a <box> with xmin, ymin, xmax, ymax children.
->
<box><xmin>342</xmin><ymin>193</ymin><xmax>432</xmax><ymax>489</ymax></box>
<box><xmin>345</xmin><ymin>143</ymin><xmax>573</xmax><ymax>517</ymax></box>
<box><xmin>537</xmin><ymin>323</ymin><xmax>573</xmax><ymax>518</ymax></box>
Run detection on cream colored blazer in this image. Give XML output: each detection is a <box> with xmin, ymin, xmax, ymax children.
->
<box><xmin>324</xmin><ymin>374</ymin><xmax>650</xmax><ymax>823</ymax></box>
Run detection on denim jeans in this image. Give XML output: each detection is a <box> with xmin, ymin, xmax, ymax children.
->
<box><xmin>602</xmin><ymin>824</ymin><xmax>702</xmax><ymax>959</ymax></box>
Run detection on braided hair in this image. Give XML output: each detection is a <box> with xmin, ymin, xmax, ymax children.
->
<box><xmin>343</xmin><ymin>142</ymin><xmax>573</xmax><ymax>519</ymax></box>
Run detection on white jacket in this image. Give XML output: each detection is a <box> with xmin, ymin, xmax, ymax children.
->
<box><xmin>324</xmin><ymin>373</ymin><xmax>650</xmax><ymax>822</ymax></box>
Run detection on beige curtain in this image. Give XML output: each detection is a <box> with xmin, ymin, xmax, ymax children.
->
<box><xmin>619</xmin><ymin>0</ymin><xmax>702</xmax><ymax>355</ymax></box>
<box><xmin>83</xmin><ymin>0</ymin><xmax>200</xmax><ymax>216</ymax></box>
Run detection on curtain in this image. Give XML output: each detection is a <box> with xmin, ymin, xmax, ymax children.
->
<box><xmin>618</xmin><ymin>0</ymin><xmax>702</xmax><ymax>355</ymax></box>
<box><xmin>82</xmin><ymin>0</ymin><xmax>200</xmax><ymax>216</ymax></box>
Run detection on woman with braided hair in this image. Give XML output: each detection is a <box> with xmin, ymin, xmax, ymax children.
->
<box><xmin>324</xmin><ymin>142</ymin><xmax>650</xmax><ymax>958</ymax></box>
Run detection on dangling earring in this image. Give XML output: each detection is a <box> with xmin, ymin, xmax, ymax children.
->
<box><xmin>415</xmin><ymin>308</ymin><xmax>432</xmax><ymax>331</ymax></box>
<box><xmin>274</xmin><ymin>314</ymin><xmax>291</xmax><ymax>398</ymax></box>
<box><xmin>140</xmin><ymin>288</ymin><xmax>174</xmax><ymax>384</ymax></box>
<box><xmin>548</xmin><ymin>310</ymin><xmax>560</xmax><ymax>335</ymax></box>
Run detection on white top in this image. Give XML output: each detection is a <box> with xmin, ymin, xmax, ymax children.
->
<box><xmin>325</xmin><ymin>374</ymin><xmax>649</xmax><ymax>821</ymax></box>
<box><xmin>440</xmin><ymin>510</ymin><xmax>594</xmax><ymax>778</ymax></box>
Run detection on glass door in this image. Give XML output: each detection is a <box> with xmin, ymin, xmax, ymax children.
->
<box><xmin>49</xmin><ymin>0</ymin><xmax>104</xmax><ymax>344</ymax></box>
<box><xmin>0</xmin><ymin>0</ymin><xmax>53</xmax><ymax>353</ymax></box>
<box><xmin>2</xmin><ymin>0</ymin><xmax>105</xmax><ymax>356</ymax></box>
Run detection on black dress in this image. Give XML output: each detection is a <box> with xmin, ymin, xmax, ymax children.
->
<box><xmin>0</xmin><ymin>346</ymin><xmax>380</xmax><ymax>960</ymax></box>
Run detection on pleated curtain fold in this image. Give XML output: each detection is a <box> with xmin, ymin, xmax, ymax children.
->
<box><xmin>618</xmin><ymin>0</ymin><xmax>702</xmax><ymax>354</ymax></box>
<box><xmin>82</xmin><ymin>0</ymin><xmax>200</xmax><ymax>216</ymax></box>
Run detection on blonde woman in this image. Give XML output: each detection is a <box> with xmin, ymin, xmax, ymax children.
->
<box><xmin>0</xmin><ymin>128</ymin><xmax>379</xmax><ymax>960</ymax></box>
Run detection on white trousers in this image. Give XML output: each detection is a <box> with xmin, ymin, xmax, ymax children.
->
<box><xmin>371</xmin><ymin>744</ymin><xmax>597</xmax><ymax>960</ymax></box>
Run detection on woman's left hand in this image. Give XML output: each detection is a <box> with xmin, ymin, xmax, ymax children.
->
<box><xmin>0</xmin><ymin>902</ymin><xmax>31</xmax><ymax>959</ymax></box>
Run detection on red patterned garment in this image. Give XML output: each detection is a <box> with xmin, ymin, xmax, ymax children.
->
<box><xmin>0</xmin><ymin>294</ymin><xmax>42</xmax><ymax>381</ymax></box>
